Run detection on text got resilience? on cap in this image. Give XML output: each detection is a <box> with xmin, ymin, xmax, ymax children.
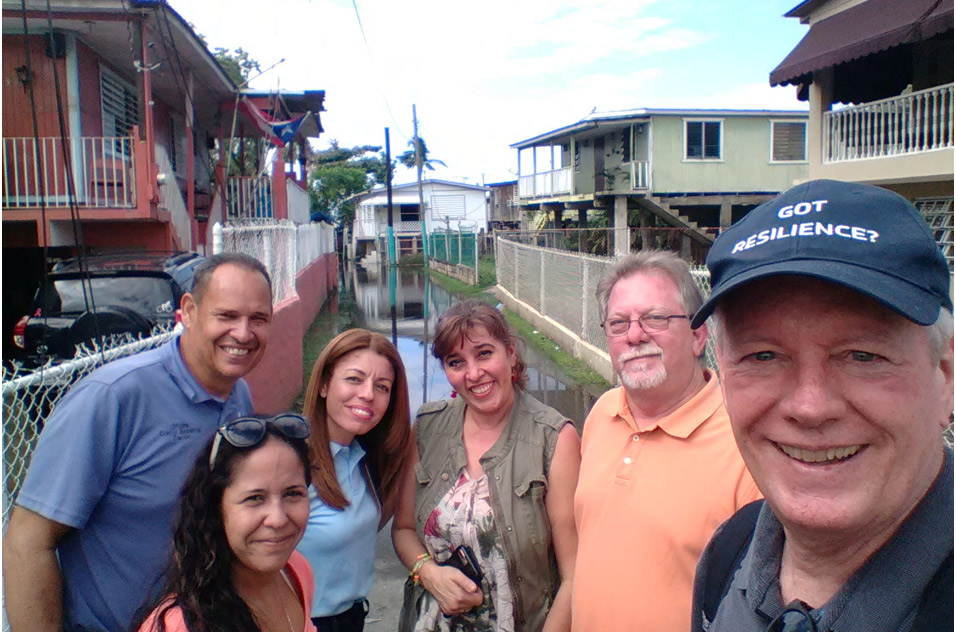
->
<box><xmin>691</xmin><ymin>179</ymin><xmax>953</xmax><ymax>329</ymax></box>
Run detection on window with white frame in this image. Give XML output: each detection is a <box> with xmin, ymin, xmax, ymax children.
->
<box><xmin>100</xmin><ymin>65</ymin><xmax>138</xmax><ymax>149</ymax></box>
<box><xmin>770</xmin><ymin>120</ymin><xmax>807</xmax><ymax>162</ymax></box>
<box><xmin>684</xmin><ymin>119</ymin><xmax>722</xmax><ymax>160</ymax></box>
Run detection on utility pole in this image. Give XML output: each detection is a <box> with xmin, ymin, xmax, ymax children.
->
<box><xmin>413</xmin><ymin>104</ymin><xmax>428</xmax><ymax>267</ymax></box>
<box><xmin>385</xmin><ymin>127</ymin><xmax>396</xmax><ymax>266</ymax></box>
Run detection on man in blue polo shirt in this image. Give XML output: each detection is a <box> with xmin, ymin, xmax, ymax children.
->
<box><xmin>3</xmin><ymin>252</ymin><xmax>274</xmax><ymax>632</ymax></box>
<box><xmin>690</xmin><ymin>180</ymin><xmax>953</xmax><ymax>631</ymax></box>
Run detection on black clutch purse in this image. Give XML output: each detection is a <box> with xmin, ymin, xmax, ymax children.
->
<box><xmin>440</xmin><ymin>545</ymin><xmax>484</xmax><ymax>585</ymax></box>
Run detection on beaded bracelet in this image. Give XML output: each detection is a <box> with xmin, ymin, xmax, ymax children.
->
<box><xmin>410</xmin><ymin>553</ymin><xmax>432</xmax><ymax>586</ymax></box>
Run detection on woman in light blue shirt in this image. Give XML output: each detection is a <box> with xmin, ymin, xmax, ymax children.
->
<box><xmin>298</xmin><ymin>329</ymin><xmax>412</xmax><ymax>632</ymax></box>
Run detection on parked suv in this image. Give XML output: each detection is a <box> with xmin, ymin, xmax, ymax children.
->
<box><xmin>12</xmin><ymin>252</ymin><xmax>205</xmax><ymax>366</ymax></box>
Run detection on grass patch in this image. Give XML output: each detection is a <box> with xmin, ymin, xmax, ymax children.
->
<box><xmin>504</xmin><ymin>313</ymin><xmax>609</xmax><ymax>389</ymax></box>
<box><xmin>398</xmin><ymin>253</ymin><xmax>424</xmax><ymax>266</ymax></box>
<box><xmin>478</xmin><ymin>253</ymin><xmax>496</xmax><ymax>286</ymax></box>
<box><xmin>424</xmin><ymin>269</ymin><xmax>496</xmax><ymax>300</ymax></box>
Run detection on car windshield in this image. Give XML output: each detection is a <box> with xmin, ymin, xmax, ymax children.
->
<box><xmin>37</xmin><ymin>277</ymin><xmax>177</xmax><ymax>319</ymax></box>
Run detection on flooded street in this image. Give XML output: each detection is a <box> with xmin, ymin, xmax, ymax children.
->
<box><xmin>303</xmin><ymin>262</ymin><xmax>604</xmax><ymax>631</ymax></box>
<box><xmin>343</xmin><ymin>263</ymin><xmax>602</xmax><ymax>425</ymax></box>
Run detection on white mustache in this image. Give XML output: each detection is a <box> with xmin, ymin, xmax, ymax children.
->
<box><xmin>618</xmin><ymin>343</ymin><xmax>662</xmax><ymax>362</ymax></box>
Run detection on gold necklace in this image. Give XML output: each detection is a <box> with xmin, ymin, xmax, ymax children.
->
<box><xmin>245</xmin><ymin>573</ymin><xmax>296</xmax><ymax>632</ymax></box>
<box><xmin>277</xmin><ymin>571</ymin><xmax>295</xmax><ymax>632</ymax></box>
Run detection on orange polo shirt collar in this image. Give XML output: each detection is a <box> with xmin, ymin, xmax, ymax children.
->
<box><xmin>609</xmin><ymin>369</ymin><xmax>723</xmax><ymax>438</ymax></box>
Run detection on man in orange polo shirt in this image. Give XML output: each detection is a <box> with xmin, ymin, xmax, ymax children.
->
<box><xmin>571</xmin><ymin>250</ymin><xmax>760</xmax><ymax>632</ymax></box>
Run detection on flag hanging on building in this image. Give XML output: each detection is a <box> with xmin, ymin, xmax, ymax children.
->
<box><xmin>238</xmin><ymin>97</ymin><xmax>313</xmax><ymax>147</ymax></box>
<box><xmin>271</xmin><ymin>115</ymin><xmax>307</xmax><ymax>145</ymax></box>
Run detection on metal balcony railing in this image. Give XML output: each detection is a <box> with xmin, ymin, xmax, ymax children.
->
<box><xmin>823</xmin><ymin>83</ymin><xmax>954</xmax><ymax>163</ymax></box>
<box><xmin>628</xmin><ymin>160</ymin><xmax>650</xmax><ymax>189</ymax></box>
<box><xmin>3</xmin><ymin>136</ymin><xmax>136</xmax><ymax>208</ymax></box>
<box><xmin>226</xmin><ymin>175</ymin><xmax>273</xmax><ymax>220</ymax></box>
<box><xmin>518</xmin><ymin>166</ymin><xmax>573</xmax><ymax>198</ymax></box>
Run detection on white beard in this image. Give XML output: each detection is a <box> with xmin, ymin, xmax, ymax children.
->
<box><xmin>614</xmin><ymin>344</ymin><xmax>667</xmax><ymax>391</ymax></box>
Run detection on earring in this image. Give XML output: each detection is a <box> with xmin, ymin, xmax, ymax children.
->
<box><xmin>512</xmin><ymin>368</ymin><xmax>518</xmax><ymax>383</ymax></box>
<box><xmin>450</xmin><ymin>390</ymin><xmax>457</xmax><ymax>398</ymax></box>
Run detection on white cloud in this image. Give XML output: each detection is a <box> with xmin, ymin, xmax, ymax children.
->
<box><xmin>169</xmin><ymin>0</ymin><xmax>806</xmax><ymax>183</ymax></box>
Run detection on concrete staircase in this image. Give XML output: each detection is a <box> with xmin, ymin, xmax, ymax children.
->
<box><xmin>639</xmin><ymin>195</ymin><xmax>715</xmax><ymax>244</ymax></box>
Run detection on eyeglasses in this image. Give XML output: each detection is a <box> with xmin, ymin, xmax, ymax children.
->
<box><xmin>765</xmin><ymin>600</ymin><xmax>818</xmax><ymax>632</ymax></box>
<box><xmin>601</xmin><ymin>314</ymin><xmax>688</xmax><ymax>337</ymax></box>
<box><xmin>208</xmin><ymin>413</ymin><xmax>311</xmax><ymax>470</ymax></box>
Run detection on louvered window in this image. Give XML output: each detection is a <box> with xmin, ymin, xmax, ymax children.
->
<box><xmin>431</xmin><ymin>194</ymin><xmax>465</xmax><ymax>219</ymax></box>
<box><xmin>771</xmin><ymin>121</ymin><xmax>807</xmax><ymax>162</ymax></box>
<box><xmin>100</xmin><ymin>65</ymin><xmax>138</xmax><ymax>153</ymax></box>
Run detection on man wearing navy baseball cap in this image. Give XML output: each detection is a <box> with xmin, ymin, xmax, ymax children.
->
<box><xmin>690</xmin><ymin>179</ymin><xmax>953</xmax><ymax>632</ymax></box>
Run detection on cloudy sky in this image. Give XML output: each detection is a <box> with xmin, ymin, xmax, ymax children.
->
<box><xmin>171</xmin><ymin>0</ymin><xmax>811</xmax><ymax>184</ymax></box>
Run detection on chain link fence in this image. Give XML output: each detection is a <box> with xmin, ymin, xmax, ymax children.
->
<box><xmin>496</xmin><ymin>235</ymin><xmax>715</xmax><ymax>368</ymax></box>
<box><xmin>2</xmin><ymin>323</ymin><xmax>178</xmax><ymax>525</ymax></box>
<box><xmin>496</xmin><ymin>227</ymin><xmax>712</xmax><ymax>264</ymax></box>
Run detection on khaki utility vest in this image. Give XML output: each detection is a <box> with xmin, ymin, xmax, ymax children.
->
<box><xmin>411</xmin><ymin>391</ymin><xmax>570</xmax><ymax>631</ymax></box>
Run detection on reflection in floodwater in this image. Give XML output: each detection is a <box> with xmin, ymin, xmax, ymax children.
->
<box><xmin>342</xmin><ymin>263</ymin><xmax>600</xmax><ymax>428</ymax></box>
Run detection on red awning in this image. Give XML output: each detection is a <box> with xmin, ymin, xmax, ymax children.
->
<box><xmin>770</xmin><ymin>0</ymin><xmax>954</xmax><ymax>87</ymax></box>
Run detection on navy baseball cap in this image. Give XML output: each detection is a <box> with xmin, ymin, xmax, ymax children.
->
<box><xmin>692</xmin><ymin>179</ymin><xmax>953</xmax><ymax>328</ymax></box>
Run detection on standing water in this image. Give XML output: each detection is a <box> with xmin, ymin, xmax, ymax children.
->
<box><xmin>301</xmin><ymin>262</ymin><xmax>604</xmax><ymax>631</ymax></box>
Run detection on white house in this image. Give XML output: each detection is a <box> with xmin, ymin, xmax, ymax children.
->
<box><xmin>350</xmin><ymin>179</ymin><xmax>490</xmax><ymax>263</ymax></box>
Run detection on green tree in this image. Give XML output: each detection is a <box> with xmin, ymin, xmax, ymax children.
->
<box><xmin>309</xmin><ymin>141</ymin><xmax>391</xmax><ymax>224</ymax></box>
<box><xmin>213</xmin><ymin>46</ymin><xmax>261</xmax><ymax>86</ymax></box>
<box><xmin>398</xmin><ymin>137</ymin><xmax>447</xmax><ymax>172</ymax></box>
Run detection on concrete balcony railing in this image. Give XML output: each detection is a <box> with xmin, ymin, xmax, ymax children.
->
<box><xmin>286</xmin><ymin>178</ymin><xmax>311</xmax><ymax>224</ymax></box>
<box><xmin>823</xmin><ymin>83</ymin><xmax>954</xmax><ymax>163</ymax></box>
<box><xmin>518</xmin><ymin>166</ymin><xmax>573</xmax><ymax>198</ymax></box>
<box><xmin>3</xmin><ymin>135</ymin><xmax>136</xmax><ymax>208</ymax></box>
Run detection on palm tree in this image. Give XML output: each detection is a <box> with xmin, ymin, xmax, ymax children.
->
<box><xmin>398</xmin><ymin>137</ymin><xmax>447</xmax><ymax>171</ymax></box>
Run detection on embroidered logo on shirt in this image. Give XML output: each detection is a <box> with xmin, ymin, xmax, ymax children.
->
<box><xmin>159</xmin><ymin>423</ymin><xmax>202</xmax><ymax>441</ymax></box>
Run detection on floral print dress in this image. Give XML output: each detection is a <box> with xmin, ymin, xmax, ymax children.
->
<box><xmin>414</xmin><ymin>469</ymin><xmax>515</xmax><ymax>632</ymax></box>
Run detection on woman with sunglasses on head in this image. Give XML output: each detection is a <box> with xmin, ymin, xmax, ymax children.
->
<box><xmin>133</xmin><ymin>413</ymin><xmax>316</xmax><ymax>632</ymax></box>
<box><xmin>296</xmin><ymin>328</ymin><xmax>412</xmax><ymax>632</ymax></box>
<box><xmin>393</xmin><ymin>300</ymin><xmax>581</xmax><ymax>632</ymax></box>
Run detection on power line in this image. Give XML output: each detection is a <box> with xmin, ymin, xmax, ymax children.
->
<box><xmin>348</xmin><ymin>0</ymin><xmax>406</xmax><ymax>138</ymax></box>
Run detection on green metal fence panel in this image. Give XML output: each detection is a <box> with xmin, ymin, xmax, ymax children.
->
<box><xmin>430</xmin><ymin>230</ymin><xmax>478</xmax><ymax>269</ymax></box>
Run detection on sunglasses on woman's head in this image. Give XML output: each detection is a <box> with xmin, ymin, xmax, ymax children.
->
<box><xmin>208</xmin><ymin>413</ymin><xmax>311</xmax><ymax>470</ymax></box>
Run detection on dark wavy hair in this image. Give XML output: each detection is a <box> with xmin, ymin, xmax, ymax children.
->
<box><xmin>130</xmin><ymin>424</ymin><xmax>311</xmax><ymax>632</ymax></box>
<box><xmin>432</xmin><ymin>299</ymin><xmax>527</xmax><ymax>389</ymax></box>
<box><xmin>302</xmin><ymin>328</ymin><xmax>411</xmax><ymax>524</ymax></box>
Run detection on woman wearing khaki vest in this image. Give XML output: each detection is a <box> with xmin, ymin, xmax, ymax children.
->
<box><xmin>393</xmin><ymin>300</ymin><xmax>580</xmax><ymax>632</ymax></box>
